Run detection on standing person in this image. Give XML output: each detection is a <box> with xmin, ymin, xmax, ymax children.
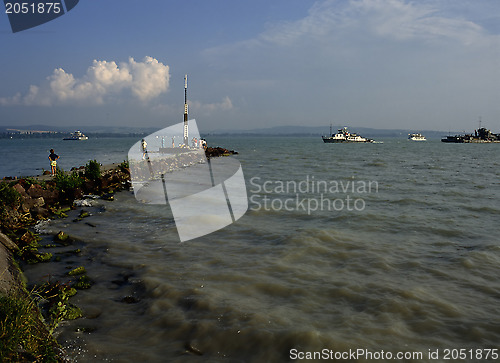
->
<box><xmin>141</xmin><ymin>139</ymin><xmax>148</xmax><ymax>159</ymax></box>
<box><xmin>48</xmin><ymin>149</ymin><xmax>59</xmax><ymax>176</ymax></box>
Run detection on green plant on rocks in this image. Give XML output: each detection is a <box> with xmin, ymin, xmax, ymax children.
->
<box><xmin>54</xmin><ymin>168</ymin><xmax>83</xmax><ymax>193</ymax></box>
<box><xmin>54</xmin><ymin>207</ymin><xmax>71</xmax><ymax>218</ymax></box>
<box><xmin>35</xmin><ymin>252</ymin><xmax>53</xmax><ymax>263</ymax></box>
<box><xmin>16</xmin><ymin>231</ymin><xmax>52</xmax><ymax>264</ymax></box>
<box><xmin>73</xmin><ymin>275</ymin><xmax>93</xmax><ymax>290</ymax></box>
<box><xmin>54</xmin><ymin>231</ymin><xmax>69</xmax><ymax>243</ymax></box>
<box><xmin>35</xmin><ymin>282</ymin><xmax>82</xmax><ymax>335</ymax></box>
<box><xmin>67</xmin><ymin>266</ymin><xmax>86</xmax><ymax>276</ymax></box>
<box><xmin>118</xmin><ymin>160</ymin><xmax>129</xmax><ymax>172</ymax></box>
<box><xmin>0</xmin><ymin>183</ymin><xmax>21</xmax><ymax>206</ymax></box>
<box><xmin>23</xmin><ymin>177</ymin><xmax>46</xmax><ymax>189</ymax></box>
<box><xmin>85</xmin><ymin>160</ymin><xmax>101</xmax><ymax>181</ymax></box>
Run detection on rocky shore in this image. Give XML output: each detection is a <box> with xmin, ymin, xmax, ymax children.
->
<box><xmin>0</xmin><ymin>160</ymin><xmax>131</xmax><ymax>361</ymax></box>
<box><xmin>0</xmin><ymin>147</ymin><xmax>237</xmax><ymax>361</ymax></box>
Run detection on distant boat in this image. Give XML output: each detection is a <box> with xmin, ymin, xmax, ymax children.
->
<box><xmin>63</xmin><ymin>130</ymin><xmax>88</xmax><ymax>140</ymax></box>
<box><xmin>322</xmin><ymin>126</ymin><xmax>375</xmax><ymax>143</ymax></box>
<box><xmin>408</xmin><ymin>133</ymin><xmax>426</xmax><ymax>141</ymax></box>
<box><xmin>441</xmin><ymin>127</ymin><xmax>500</xmax><ymax>143</ymax></box>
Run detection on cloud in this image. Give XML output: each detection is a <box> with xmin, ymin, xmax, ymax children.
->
<box><xmin>0</xmin><ymin>56</ymin><xmax>169</xmax><ymax>106</ymax></box>
<box><xmin>200</xmin><ymin>0</ymin><xmax>500</xmax><ymax>130</ymax></box>
<box><xmin>190</xmin><ymin>96</ymin><xmax>233</xmax><ymax>114</ymax></box>
<box><xmin>205</xmin><ymin>0</ymin><xmax>497</xmax><ymax>62</ymax></box>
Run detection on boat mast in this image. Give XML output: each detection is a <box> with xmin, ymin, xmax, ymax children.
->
<box><xmin>183</xmin><ymin>74</ymin><xmax>189</xmax><ymax>145</ymax></box>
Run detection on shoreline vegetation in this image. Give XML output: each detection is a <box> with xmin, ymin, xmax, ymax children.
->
<box><xmin>0</xmin><ymin>146</ymin><xmax>236</xmax><ymax>361</ymax></box>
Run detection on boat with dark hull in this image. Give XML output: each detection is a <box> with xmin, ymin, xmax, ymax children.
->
<box><xmin>441</xmin><ymin>127</ymin><xmax>500</xmax><ymax>143</ymax></box>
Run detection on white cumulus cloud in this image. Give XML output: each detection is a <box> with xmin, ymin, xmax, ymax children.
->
<box><xmin>0</xmin><ymin>56</ymin><xmax>169</xmax><ymax>106</ymax></box>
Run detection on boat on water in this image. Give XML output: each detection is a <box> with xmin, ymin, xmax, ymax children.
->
<box><xmin>63</xmin><ymin>130</ymin><xmax>88</xmax><ymax>140</ymax></box>
<box><xmin>408</xmin><ymin>133</ymin><xmax>426</xmax><ymax>141</ymax></box>
<box><xmin>441</xmin><ymin>127</ymin><xmax>500</xmax><ymax>143</ymax></box>
<box><xmin>322</xmin><ymin>126</ymin><xmax>375</xmax><ymax>143</ymax></box>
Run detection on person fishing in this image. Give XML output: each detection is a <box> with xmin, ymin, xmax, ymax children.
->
<box><xmin>48</xmin><ymin>149</ymin><xmax>59</xmax><ymax>176</ymax></box>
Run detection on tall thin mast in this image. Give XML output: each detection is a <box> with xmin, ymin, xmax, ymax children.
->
<box><xmin>183</xmin><ymin>74</ymin><xmax>189</xmax><ymax>145</ymax></box>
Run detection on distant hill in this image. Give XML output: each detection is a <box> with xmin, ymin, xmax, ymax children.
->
<box><xmin>1</xmin><ymin>124</ymin><xmax>454</xmax><ymax>139</ymax></box>
<box><xmin>0</xmin><ymin>124</ymin><xmax>157</xmax><ymax>135</ymax></box>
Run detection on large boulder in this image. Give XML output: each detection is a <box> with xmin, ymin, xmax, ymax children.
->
<box><xmin>21</xmin><ymin>197</ymin><xmax>45</xmax><ymax>213</ymax></box>
<box><xmin>12</xmin><ymin>184</ymin><xmax>29</xmax><ymax>199</ymax></box>
<box><xmin>40</xmin><ymin>188</ymin><xmax>59</xmax><ymax>205</ymax></box>
<box><xmin>27</xmin><ymin>184</ymin><xmax>44</xmax><ymax>198</ymax></box>
<box><xmin>31</xmin><ymin>206</ymin><xmax>50</xmax><ymax>219</ymax></box>
<box><xmin>0</xmin><ymin>231</ymin><xmax>19</xmax><ymax>252</ymax></box>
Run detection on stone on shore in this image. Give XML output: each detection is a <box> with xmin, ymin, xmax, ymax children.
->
<box><xmin>0</xmin><ymin>231</ymin><xmax>19</xmax><ymax>252</ymax></box>
<box><xmin>54</xmin><ymin>231</ymin><xmax>69</xmax><ymax>242</ymax></box>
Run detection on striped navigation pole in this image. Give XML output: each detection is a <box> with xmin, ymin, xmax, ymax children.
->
<box><xmin>183</xmin><ymin>74</ymin><xmax>189</xmax><ymax>146</ymax></box>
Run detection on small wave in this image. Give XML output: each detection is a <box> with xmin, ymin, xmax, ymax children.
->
<box><xmin>34</xmin><ymin>219</ymin><xmax>53</xmax><ymax>234</ymax></box>
<box><xmin>74</xmin><ymin>199</ymin><xmax>95</xmax><ymax>207</ymax></box>
<box><xmin>364</xmin><ymin>160</ymin><xmax>387</xmax><ymax>167</ymax></box>
<box><xmin>462</xmin><ymin>205</ymin><xmax>500</xmax><ymax>214</ymax></box>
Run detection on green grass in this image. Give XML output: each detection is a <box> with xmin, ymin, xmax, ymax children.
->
<box><xmin>0</xmin><ymin>292</ymin><xmax>60</xmax><ymax>362</ymax></box>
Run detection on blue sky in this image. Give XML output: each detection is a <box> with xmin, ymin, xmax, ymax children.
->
<box><xmin>1</xmin><ymin>0</ymin><xmax>499</xmax><ymax>132</ymax></box>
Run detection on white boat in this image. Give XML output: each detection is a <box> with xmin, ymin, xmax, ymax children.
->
<box><xmin>408</xmin><ymin>133</ymin><xmax>426</xmax><ymax>141</ymax></box>
<box><xmin>322</xmin><ymin>127</ymin><xmax>374</xmax><ymax>143</ymax></box>
<box><xmin>63</xmin><ymin>130</ymin><xmax>88</xmax><ymax>140</ymax></box>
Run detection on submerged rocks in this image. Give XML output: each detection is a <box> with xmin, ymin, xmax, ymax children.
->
<box><xmin>74</xmin><ymin>275</ymin><xmax>93</xmax><ymax>290</ymax></box>
<box><xmin>100</xmin><ymin>193</ymin><xmax>114</xmax><ymax>201</ymax></box>
<box><xmin>54</xmin><ymin>231</ymin><xmax>69</xmax><ymax>243</ymax></box>
<box><xmin>205</xmin><ymin>147</ymin><xmax>238</xmax><ymax>158</ymax></box>
<box><xmin>184</xmin><ymin>342</ymin><xmax>204</xmax><ymax>356</ymax></box>
<box><xmin>67</xmin><ymin>266</ymin><xmax>86</xmax><ymax>276</ymax></box>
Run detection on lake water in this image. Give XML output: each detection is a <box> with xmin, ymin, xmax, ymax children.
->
<box><xmin>7</xmin><ymin>135</ymin><xmax>500</xmax><ymax>362</ymax></box>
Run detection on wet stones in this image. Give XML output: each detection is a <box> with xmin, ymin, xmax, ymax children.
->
<box><xmin>0</xmin><ymin>231</ymin><xmax>19</xmax><ymax>252</ymax></box>
<box><xmin>74</xmin><ymin>275</ymin><xmax>93</xmax><ymax>290</ymax></box>
<box><xmin>121</xmin><ymin>296</ymin><xmax>139</xmax><ymax>304</ymax></box>
<box><xmin>67</xmin><ymin>266</ymin><xmax>86</xmax><ymax>276</ymax></box>
<box><xmin>54</xmin><ymin>231</ymin><xmax>70</xmax><ymax>243</ymax></box>
<box><xmin>184</xmin><ymin>342</ymin><xmax>203</xmax><ymax>356</ymax></box>
<box><xmin>100</xmin><ymin>193</ymin><xmax>114</xmax><ymax>201</ymax></box>
<box><xmin>205</xmin><ymin>147</ymin><xmax>238</xmax><ymax>158</ymax></box>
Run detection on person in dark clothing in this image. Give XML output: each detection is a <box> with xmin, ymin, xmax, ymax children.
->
<box><xmin>48</xmin><ymin>149</ymin><xmax>59</xmax><ymax>176</ymax></box>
